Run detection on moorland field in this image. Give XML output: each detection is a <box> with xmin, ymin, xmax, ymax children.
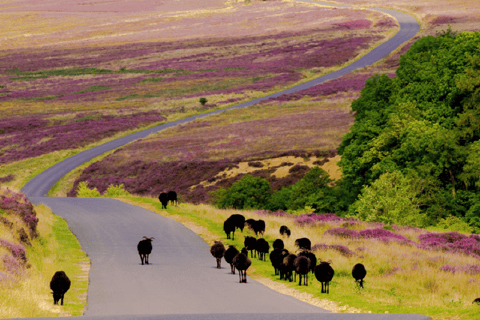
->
<box><xmin>1</xmin><ymin>0</ymin><xmax>480</xmax><ymax>318</ymax></box>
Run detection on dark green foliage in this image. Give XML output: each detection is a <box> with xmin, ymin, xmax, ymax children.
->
<box><xmin>214</xmin><ymin>175</ymin><xmax>271</xmax><ymax>209</ymax></box>
<box><xmin>199</xmin><ymin>97</ymin><xmax>208</xmax><ymax>106</ymax></box>
<box><xmin>338</xmin><ymin>31</ymin><xmax>480</xmax><ymax>227</ymax></box>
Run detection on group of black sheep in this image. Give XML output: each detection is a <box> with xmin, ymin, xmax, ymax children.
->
<box><xmin>210</xmin><ymin>213</ymin><xmax>367</xmax><ymax>292</ymax></box>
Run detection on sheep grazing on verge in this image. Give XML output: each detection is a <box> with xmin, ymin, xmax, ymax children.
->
<box><xmin>282</xmin><ymin>253</ymin><xmax>297</xmax><ymax>282</ymax></box>
<box><xmin>473</xmin><ymin>298</ymin><xmax>480</xmax><ymax>305</ymax></box>
<box><xmin>167</xmin><ymin>191</ymin><xmax>177</xmax><ymax>205</ymax></box>
<box><xmin>352</xmin><ymin>263</ymin><xmax>367</xmax><ymax>288</ymax></box>
<box><xmin>210</xmin><ymin>241</ymin><xmax>226</xmax><ymax>269</ymax></box>
<box><xmin>277</xmin><ymin>249</ymin><xmax>290</xmax><ymax>280</ymax></box>
<box><xmin>315</xmin><ymin>261</ymin><xmax>334</xmax><ymax>294</ymax></box>
<box><xmin>280</xmin><ymin>225</ymin><xmax>291</xmax><ymax>237</ymax></box>
<box><xmin>233</xmin><ymin>247</ymin><xmax>251</xmax><ymax>283</ymax></box>
<box><xmin>298</xmin><ymin>251</ymin><xmax>317</xmax><ymax>274</ymax></box>
<box><xmin>245</xmin><ymin>219</ymin><xmax>265</xmax><ymax>236</ymax></box>
<box><xmin>158</xmin><ymin>192</ymin><xmax>169</xmax><ymax>209</ymax></box>
<box><xmin>256</xmin><ymin>238</ymin><xmax>270</xmax><ymax>261</ymax></box>
<box><xmin>270</xmin><ymin>248</ymin><xmax>283</xmax><ymax>275</ymax></box>
<box><xmin>244</xmin><ymin>236</ymin><xmax>257</xmax><ymax>258</ymax></box>
<box><xmin>50</xmin><ymin>271</ymin><xmax>71</xmax><ymax>305</ymax></box>
<box><xmin>224</xmin><ymin>245</ymin><xmax>239</xmax><ymax>274</ymax></box>
<box><xmin>294</xmin><ymin>255</ymin><xmax>311</xmax><ymax>286</ymax></box>
<box><xmin>229</xmin><ymin>214</ymin><xmax>246</xmax><ymax>232</ymax></box>
<box><xmin>295</xmin><ymin>237</ymin><xmax>311</xmax><ymax>251</ymax></box>
<box><xmin>137</xmin><ymin>236</ymin><xmax>154</xmax><ymax>265</ymax></box>
<box><xmin>223</xmin><ymin>218</ymin><xmax>236</xmax><ymax>240</ymax></box>
<box><xmin>273</xmin><ymin>239</ymin><xmax>284</xmax><ymax>250</ymax></box>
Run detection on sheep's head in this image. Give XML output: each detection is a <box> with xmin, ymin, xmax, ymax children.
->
<box><xmin>142</xmin><ymin>236</ymin><xmax>154</xmax><ymax>241</ymax></box>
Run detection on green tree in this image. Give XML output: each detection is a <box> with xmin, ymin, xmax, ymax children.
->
<box><xmin>214</xmin><ymin>175</ymin><xmax>271</xmax><ymax>209</ymax></box>
<box><xmin>350</xmin><ymin>171</ymin><xmax>425</xmax><ymax>226</ymax></box>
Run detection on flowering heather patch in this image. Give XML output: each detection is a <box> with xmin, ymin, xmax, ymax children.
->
<box><xmin>263</xmin><ymin>73</ymin><xmax>395</xmax><ymax>103</ymax></box>
<box><xmin>0</xmin><ymin>22</ymin><xmax>383</xmax><ymax>103</ymax></box>
<box><xmin>0</xmin><ymin>189</ymin><xmax>38</xmax><ymax>238</ymax></box>
<box><xmin>312</xmin><ymin>243</ymin><xmax>355</xmax><ymax>256</ymax></box>
<box><xmin>0</xmin><ymin>239</ymin><xmax>27</xmax><ymax>264</ymax></box>
<box><xmin>324</xmin><ymin>227</ymin><xmax>360</xmax><ymax>239</ymax></box>
<box><xmin>440</xmin><ymin>264</ymin><xmax>480</xmax><ymax>275</ymax></box>
<box><xmin>418</xmin><ymin>232</ymin><xmax>480</xmax><ymax>258</ymax></box>
<box><xmin>0</xmin><ymin>175</ymin><xmax>14</xmax><ymax>183</ymax></box>
<box><xmin>0</xmin><ymin>111</ymin><xmax>165</xmax><ymax>164</ymax></box>
<box><xmin>325</xmin><ymin>227</ymin><xmax>413</xmax><ymax>244</ymax></box>
<box><xmin>1</xmin><ymin>254</ymin><xmax>22</xmax><ymax>275</ymax></box>
<box><xmin>294</xmin><ymin>212</ymin><xmax>349</xmax><ymax>226</ymax></box>
<box><xmin>335</xmin><ymin>20</ymin><xmax>372</xmax><ymax>30</ymax></box>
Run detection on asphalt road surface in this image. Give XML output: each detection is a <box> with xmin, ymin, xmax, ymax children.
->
<box><xmin>19</xmin><ymin>1</ymin><xmax>430</xmax><ymax>319</ymax></box>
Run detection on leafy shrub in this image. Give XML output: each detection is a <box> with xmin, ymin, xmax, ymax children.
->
<box><xmin>214</xmin><ymin>174</ymin><xmax>271</xmax><ymax>209</ymax></box>
<box><xmin>103</xmin><ymin>184</ymin><xmax>131</xmax><ymax>197</ymax></box>
<box><xmin>76</xmin><ymin>181</ymin><xmax>101</xmax><ymax>198</ymax></box>
<box><xmin>199</xmin><ymin>97</ymin><xmax>208</xmax><ymax>106</ymax></box>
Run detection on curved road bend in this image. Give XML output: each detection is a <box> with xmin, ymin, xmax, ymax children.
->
<box><xmin>19</xmin><ymin>1</ymin><xmax>429</xmax><ymax>320</ymax></box>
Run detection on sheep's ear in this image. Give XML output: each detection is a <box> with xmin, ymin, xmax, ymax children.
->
<box><xmin>328</xmin><ymin>259</ymin><xmax>333</xmax><ymax>264</ymax></box>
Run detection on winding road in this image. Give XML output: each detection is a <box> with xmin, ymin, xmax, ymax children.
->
<box><xmin>19</xmin><ymin>1</ymin><xmax>430</xmax><ymax>319</ymax></box>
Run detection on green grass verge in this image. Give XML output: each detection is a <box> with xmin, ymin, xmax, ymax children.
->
<box><xmin>0</xmin><ymin>204</ymin><xmax>89</xmax><ymax>318</ymax></box>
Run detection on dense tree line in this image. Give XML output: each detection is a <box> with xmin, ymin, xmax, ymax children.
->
<box><xmin>215</xmin><ymin>30</ymin><xmax>480</xmax><ymax>232</ymax></box>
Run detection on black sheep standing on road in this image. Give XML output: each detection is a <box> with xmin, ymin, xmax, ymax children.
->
<box><xmin>210</xmin><ymin>241</ymin><xmax>226</xmax><ymax>269</ymax></box>
<box><xmin>233</xmin><ymin>247</ymin><xmax>251</xmax><ymax>283</ymax></box>
<box><xmin>224</xmin><ymin>245</ymin><xmax>239</xmax><ymax>274</ymax></box>
<box><xmin>158</xmin><ymin>192</ymin><xmax>169</xmax><ymax>209</ymax></box>
<box><xmin>352</xmin><ymin>263</ymin><xmax>367</xmax><ymax>288</ymax></box>
<box><xmin>137</xmin><ymin>236</ymin><xmax>154</xmax><ymax>265</ymax></box>
<box><xmin>50</xmin><ymin>271</ymin><xmax>71</xmax><ymax>305</ymax></box>
<box><xmin>315</xmin><ymin>261</ymin><xmax>334</xmax><ymax>293</ymax></box>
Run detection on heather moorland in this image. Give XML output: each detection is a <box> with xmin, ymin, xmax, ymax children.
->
<box><xmin>1</xmin><ymin>0</ymin><xmax>480</xmax><ymax>318</ymax></box>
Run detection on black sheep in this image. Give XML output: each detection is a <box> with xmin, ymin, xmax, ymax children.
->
<box><xmin>137</xmin><ymin>236</ymin><xmax>154</xmax><ymax>265</ymax></box>
<box><xmin>273</xmin><ymin>239</ymin><xmax>284</xmax><ymax>250</ymax></box>
<box><xmin>294</xmin><ymin>255</ymin><xmax>311</xmax><ymax>286</ymax></box>
<box><xmin>279</xmin><ymin>225</ymin><xmax>291</xmax><ymax>237</ymax></box>
<box><xmin>315</xmin><ymin>261</ymin><xmax>334</xmax><ymax>293</ymax></box>
<box><xmin>233</xmin><ymin>247</ymin><xmax>251</xmax><ymax>283</ymax></box>
<box><xmin>277</xmin><ymin>249</ymin><xmax>290</xmax><ymax>280</ymax></box>
<box><xmin>223</xmin><ymin>218</ymin><xmax>236</xmax><ymax>240</ymax></box>
<box><xmin>224</xmin><ymin>245</ymin><xmax>239</xmax><ymax>274</ymax></box>
<box><xmin>228</xmin><ymin>214</ymin><xmax>245</xmax><ymax>232</ymax></box>
<box><xmin>298</xmin><ymin>251</ymin><xmax>317</xmax><ymax>274</ymax></box>
<box><xmin>295</xmin><ymin>237</ymin><xmax>311</xmax><ymax>251</ymax></box>
<box><xmin>244</xmin><ymin>236</ymin><xmax>257</xmax><ymax>258</ymax></box>
<box><xmin>282</xmin><ymin>253</ymin><xmax>297</xmax><ymax>282</ymax></box>
<box><xmin>245</xmin><ymin>219</ymin><xmax>265</xmax><ymax>236</ymax></box>
<box><xmin>256</xmin><ymin>238</ymin><xmax>270</xmax><ymax>261</ymax></box>
<box><xmin>270</xmin><ymin>248</ymin><xmax>283</xmax><ymax>275</ymax></box>
<box><xmin>158</xmin><ymin>192</ymin><xmax>169</xmax><ymax>209</ymax></box>
<box><xmin>473</xmin><ymin>298</ymin><xmax>480</xmax><ymax>305</ymax></box>
<box><xmin>167</xmin><ymin>191</ymin><xmax>178</xmax><ymax>205</ymax></box>
<box><xmin>352</xmin><ymin>263</ymin><xmax>367</xmax><ymax>288</ymax></box>
<box><xmin>50</xmin><ymin>271</ymin><xmax>71</xmax><ymax>305</ymax></box>
<box><xmin>210</xmin><ymin>241</ymin><xmax>225</xmax><ymax>269</ymax></box>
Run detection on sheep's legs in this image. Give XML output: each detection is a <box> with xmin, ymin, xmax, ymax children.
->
<box><xmin>216</xmin><ymin>258</ymin><xmax>221</xmax><ymax>269</ymax></box>
<box><xmin>230</xmin><ymin>263</ymin><xmax>235</xmax><ymax>274</ymax></box>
